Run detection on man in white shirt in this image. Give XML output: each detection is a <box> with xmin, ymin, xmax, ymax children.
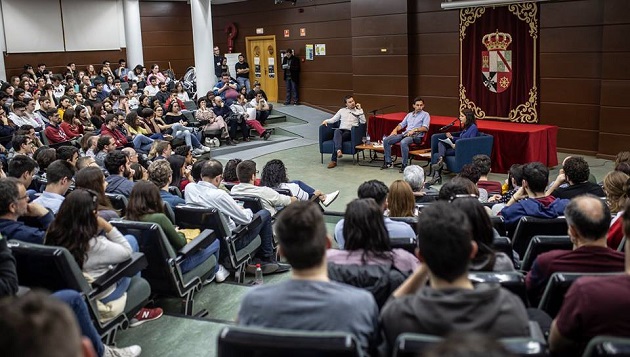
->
<box><xmin>321</xmin><ymin>95</ymin><xmax>365</xmax><ymax>168</ymax></box>
<box><xmin>33</xmin><ymin>160</ymin><xmax>75</xmax><ymax>214</ymax></box>
<box><xmin>9</xmin><ymin>101</ymin><xmax>40</xmax><ymax>129</ymax></box>
<box><xmin>143</xmin><ymin>76</ymin><xmax>160</xmax><ymax>98</ymax></box>
<box><xmin>231</xmin><ymin>160</ymin><xmax>296</xmax><ymax>216</ymax></box>
<box><xmin>249</xmin><ymin>92</ymin><xmax>270</xmax><ymax>126</ymax></box>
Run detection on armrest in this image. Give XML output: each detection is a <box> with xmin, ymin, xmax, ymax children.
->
<box><xmin>527</xmin><ymin>320</ymin><xmax>545</xmax><ymax>342</ymax></box>
<box><xmin>350</xmin><ymin>123</ymin><xmax>366</xmax><ymax>145</ymax></box>
<box><xmin>176</xmin><ymin>229</ymin><xmax>216</xmax><ymax>260</ymax></box>
<box><xmin>89</xmin><ymin>252</ymin><xmax>147</xmax><ymax>297</ymax></box>
<box><xmin>227</xmin><ymin>215</ymin><xmax>262</xmax><ymax>244</ymax></box>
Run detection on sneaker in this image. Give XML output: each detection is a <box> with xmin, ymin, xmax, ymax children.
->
<box><xmin>380</xmin><ymin>162</ymin><xmax>393</xmax><ymax>170</ymax></box>
<box><xmin>263</xmin><ymin>130</ymin><xmax>272</xmax><ymax>140</ymax></box>
<box><xmin>214</xmin><ymin>264</ymin><xmax>230</xmax><ymax>283</ymax></box>
<box><xmin>322</xmin><ymin>190</ymin><xmax>340</xmax><ymax>207</ymax></box>
<box><xmin>399</xmin><ymin>165</ymin><xmax>407</xmax><ymax>173</ymax></box>
<box><xmin>192</xmin><ymin>148</ymin><xmax>204</xmax><ymax>156</ymax></box>
<box><xmin>103</xmin><ymin>345</ymin><xmax>142</xmax><ymax>357</ymax></box>
<box><xmin>201</xmin><ymin>145</ymin><xmax>211</xmax><ymax>152</ymax></box>
<box><xmin>129</xmin><ymin>307</ymin><xmax>163</xmax><ymax>327</ymax></box>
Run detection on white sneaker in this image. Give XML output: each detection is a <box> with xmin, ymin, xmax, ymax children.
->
<box><xmin>201</xmin><ymin>145</ymin><xmax>211</xmax><ymax>152</ymax></box>
<box><xmin>103</xmin><ymin>344</ymin><xmax>142</xmax><ymax>357</ymax></box>
<box><xmin>214</xmin><ymin>264</ymin><xmax>230</xmax><ymax>283</ymax></box>
<box><xmin>322</xmin><ymin>190</ymin><xmax>340</xmax><ymax>207</ymax></box>
<box><xmin>192</xmin><ymin>148</ymin><xmax>204</xmax><ymax>156</ymax></box>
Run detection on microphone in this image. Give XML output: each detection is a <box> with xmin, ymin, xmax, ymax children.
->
<box><xmin>439</xmin><ymin>119</ymin><xmax>458</xmax><ymax>131</ymax></box>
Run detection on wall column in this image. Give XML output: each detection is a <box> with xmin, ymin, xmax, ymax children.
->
<box><xmin>0</xmin><ymin>4</ymin><xmax>7</xmax><ymax>82</ymax></box>
<box><xmin>190</xmin><ymin>0</ymin><xmax>215</xmax><ymax>97</ymax></box>
<box><xmin>122</xmin><ymin>0</ymin><xmax>144</xmax><ymax>68</ymax></box>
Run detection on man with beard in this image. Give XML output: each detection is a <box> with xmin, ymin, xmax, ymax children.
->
<box><xmin>104</xmin><ymin>151</ymin><xmax>135</xmax><ymax>196</ymax></box>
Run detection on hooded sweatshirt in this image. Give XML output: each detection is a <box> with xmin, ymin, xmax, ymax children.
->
<box><xmin>380</xmin><ymin>283</ymin><xmax>529</xmax><ymax>347</ymax></box>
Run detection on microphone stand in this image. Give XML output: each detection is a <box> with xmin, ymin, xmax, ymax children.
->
<box><xmin>439</xmin><ymin>119</ymin><xmax>458</xmax><ymax>132</ymax></box>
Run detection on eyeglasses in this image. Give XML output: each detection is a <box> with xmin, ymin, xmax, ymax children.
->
<box><xmin>17</xmin><ymin>195</ymin><xmax>29</xmax><ymax>201</ymax></box>
<box><xmin>448</xmin><ymin>193</ymin><xmax>479</xmax><ymax>203</ymax></box>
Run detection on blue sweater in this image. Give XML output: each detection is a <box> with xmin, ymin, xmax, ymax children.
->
<box><xmin>452</xmin><ymin>124</ymin><xmax>479</xmax><ymax>143</ymax></box>
<box><xmin>0</xmin><ymin>212</ymin><xmax>54</xmax><ymax>244</ymax></box>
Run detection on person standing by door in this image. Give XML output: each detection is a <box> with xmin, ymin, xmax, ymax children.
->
<box><xmin>282</xmin><ymin>49</ymin><xmax>300</xmax><ymax>105</ymax></box>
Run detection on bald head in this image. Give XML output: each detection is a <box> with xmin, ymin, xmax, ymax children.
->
<box><xmin>564</xmin><ymin>195</ymin><xmax>611</xmax><ymax>241</ymax></box>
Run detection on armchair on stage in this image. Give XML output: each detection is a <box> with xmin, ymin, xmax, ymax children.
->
<box><xmin>319</xmin><ymin>122</ymin><xmax>366</xmax><ymax>164</ymax></box>
<box><xmin>430</xmin><ymin>132</ymin><xmax>494</xmax><ymax>173</ymax></box>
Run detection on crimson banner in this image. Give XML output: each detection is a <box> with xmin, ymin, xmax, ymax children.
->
<box><xmin>459</xmin><ymin>4</ymin><xmax>539</xmax><ymax>123</ymax></box>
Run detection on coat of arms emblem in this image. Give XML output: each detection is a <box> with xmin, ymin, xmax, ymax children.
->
<box><xmin>481</xmin><ymin>30</ymin><xmax>512</xmax><ymax>94</ymax></box>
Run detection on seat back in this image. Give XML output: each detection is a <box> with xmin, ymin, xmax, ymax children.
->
<box><xmin>511</xmin><ymin>216</ymin><xmax>568</xmax><ymax>257</ymax></box>
<box><xmin>110</xmin><ymin>220</ymin><xmax>182</xmax><ymax>295</ymax></box>
<box><xmin>500</xmin><ymin>338</ymin><xmax>548</xmax><ymax>356</ymax></box>
<box><xmin>469</xmin><ymin>271</ymin><xmax>528</xmax><ymax>306</ymax></box>
<box><xmin>168</xmin><ymin>185</ymin><xmax>183</xmax><ymax>198</ymax></box>
<box><xmin>105</xmin><ymin>193</ymin><xmax>129</xmax><ymax>217</ymax></box>
<box><xmin>390</xmin><ymin>237</ymin><xmax>416</xmax><ymax>255</ymax></box>
<box><xmin>618</xmin><ymin>236</ymin><xmax>627</xmax><ymax>253</ymax></box>
<box><xmin>492</xmin><ymin>236</ymin><xmax>513</xmax><ymax>259</ymax></box>
<box><xmin>218</xmin><ymin>326</ymin><xmax>362</xmax><ymax>357</ymax></box>
<box><xmin>390</xmin><ymin>216</ymin><xmax>418</xmax><ymax>233</ymax></box>
<box><xmin>521</xmin><ymin>236</ymin><xmax>572</xmax><ymax>271</ymax></box>
<box><xmin>538</xmin><ymin>272</ymin><xmax>623</xmax><ymax>318</ymax></box>
<box><xmin>490</xmin><ymin>216</ymin><xmax>507</xmax><ymax>236</ymax></box>
<box><xmin>273</xmin><ymin>188</ymin><xmax>292</xmax><ymax>197</ymax></box>
<box><xmin>184</xmin><ymin>100</ymin><xmax>198</xmax><ymax>111</ymax></box>
<box><xmin>583</xmin><ymin>336</ymin><xmax>630</xmax><ymax>357</ymax></box>
<box><xmin>231</xmin><ymin>194</ymin><xmax>264</xmax><ymax>213</ymax></box>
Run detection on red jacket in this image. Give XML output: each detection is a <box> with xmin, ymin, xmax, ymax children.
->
<box><xmin>100</xmin><ymin>125</ymin><xmax>128</xmax><ymax>147</ymax></box>
<box><xmin>44</xmin><ymin>124</ymin><xmax>69</xmax><ymax>144</ymax></box>
<box><xmin>60</xmin><ymin>121</ymin><xmax>84</xmax><ymax>139</ymax></box>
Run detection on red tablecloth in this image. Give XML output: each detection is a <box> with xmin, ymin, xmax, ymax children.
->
<box><xmin>368</xmin><ymin>113</ymin><xmax>558</xmax><ymax>173</ymax></box>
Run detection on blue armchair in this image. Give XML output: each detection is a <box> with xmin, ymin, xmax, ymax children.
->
<box><xmin>430</xmin><ymin>132</ymin><xmax>493</xmax><ymax>173</ymax></box>
<box><xmin>318</xmin><ymin>122</ymin><xmax>366</xmax><ymax>164</ymax></box>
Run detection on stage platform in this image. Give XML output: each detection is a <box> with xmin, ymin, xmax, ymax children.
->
<box><xmin>368</xmin><ymin>113</ymin><xmax>558</xmax><ymax>173</ymax></box>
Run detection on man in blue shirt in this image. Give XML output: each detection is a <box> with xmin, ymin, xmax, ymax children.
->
<box><xmin>381</xmin><ymin>97</ymin><xmax>431</xmax><ymax>173</ymax></box>
<box><xmin>32</xmin><ymin>160</ymin><xmax>75</xmax><ymax>214</ymax></box>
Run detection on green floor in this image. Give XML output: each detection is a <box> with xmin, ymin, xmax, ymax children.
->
<box><xmin>115</xmin><ymin>104</ymin><xmax>617</xmax><ymax>356</ymax></box>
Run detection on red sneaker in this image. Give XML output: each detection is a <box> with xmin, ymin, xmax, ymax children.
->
<box><xmin>129</xmin><ymin>307</ymin><xmax>163</xmax><ymax>327</ymax></box>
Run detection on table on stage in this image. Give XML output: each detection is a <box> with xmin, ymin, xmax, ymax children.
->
<box><xmin>368</xmin><ymin>113</ymin><xmax>558</xmax><ymax>173</ymax></box>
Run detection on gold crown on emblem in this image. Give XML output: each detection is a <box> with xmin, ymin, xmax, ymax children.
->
<box><xmin>482</xmin><ymin>30</ymin><xmax>512</xmax><ymax>51</ymax></box>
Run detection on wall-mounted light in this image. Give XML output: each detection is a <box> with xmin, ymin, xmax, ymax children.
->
<box><xmin>441</xmin><ymin>0</ymin><xmax>551</xmax><ymax>10</ymax></box>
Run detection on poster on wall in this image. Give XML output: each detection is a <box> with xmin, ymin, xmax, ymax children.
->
<box><xmin>254</xmin><ymin>57</ymin><xmax>261</xmax><ymax>78</ymax></box>
<box><xmin>315</xmin><ymin>44</ymin><xmax>326</xmax><ymax>55</ymax></box>
<box><xmin>268</xmin><ymin>57</ymin><xmax>275</xmax><ymax>78</ymax></box>
<box><xmin>305</xmin><ymin>44</ymin><xmax>314</xmax><ymax>60</ymax></box>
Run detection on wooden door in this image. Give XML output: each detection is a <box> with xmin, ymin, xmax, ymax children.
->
<box><xmin>245</xmin><ymin>35</ymin><xmax>278</xmax><ymax>102</ymax></box>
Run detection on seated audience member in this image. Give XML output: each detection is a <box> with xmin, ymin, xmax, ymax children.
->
<box><xmin>94</xmin><ymin>135</ymin><xmax>116</xmax><ymax>168</ymax></box>
<box><xmin>60</xmin><ymin>108</ymin><xmax>84</xmax><ymax>139</ymax></box>
<box><xmin>499</xmin><ymin>162</ymin><xmax>570</xmax><ymax>232</ymax></box>
<box><xmin>403</xmin><ymin>165</ymin><xmax>438</xmax><ymax>203</ymax></box>
<box><xmin>231</xmin><ymin>160</ymin><xmax>296</xmax><ymax>216</ymax></box>
<box><xmin>526</xmin><ymin>195</ymin><xmax>625</xmax><ymax>303</ymax></box>
<box><xmin>249</xmin><ymin>92</ymin><xmax>271</xmax><ymax>126</ymax></box>
<box><xmin>428</xmin><ymin>109</ymin><xmax>477</xmax><ymax>183</ymax></box>
<box><xmin>148</xmin><ymin>159</ymin><xmax>185</xmax><ymax>209</ymax></box>
<box><xmin>195</xmin><ymin>97</ymin><xmax>231</xmax><ymax>144</ymax></box>
<box><xmin>213</xmin><ymin>73</ymin><xmax>239</xmax><ymax>104</ymax></box>
<box><xmin>380</xmin><ymin>202</ymin><xmax>529</xmax><ymax>348</ymax></box>
<box><xmin>246</xmin><ymin>81</ymin><xmax>269</xmax><ymax>101</ymax></box>
<box><xmin>546</xmin><ymin>156</ymin><xmax>605</xmax><ymax>199</ymax></box>
<box><xmin>321</xmin><ymin>95</ymin><xmax>366</xmax><ymax>169</ymax></box>
<box><xmin>0</xmin><ymin>177</ymin><xmax>53</xmax><ymax>244</ymax></box>
<box><xmin>472</xmin><ymin>154</ymin><xmax>502</xmax><ymax>194</ymax></box>
<box><xmin>8</xmin><ymin>101</ymin><xmax>39</xmax><ymax>128</ymax></box>
<box><xmin>450</xmin><ymin>196</ymin><xmax>514</xmax><ymax>271</ymax></box>
<box><xmin>238</xmin><ymin>201</ymin><xmax>379</xmax><ymax>354</ymax></box>
<box><xmin>56</xmin><ymin>146</ymin><xmax>80</xmax><ymax>167</ymax></box>
<box><xmin>76</xmin><ymin>156</ymin><xmax>98</xmax><ymax>170</ymax></box>
<box><xmin>327</xmin><ymin>198</ymin><xmax>420</xmax><ymax>307</ymax></box>
<box><xmin>9</xmin><ymin>134</ymin><xmax>35</xmax><ymax>159</ymax></box>
<box><xmin>335</xmin><ymin>180</ymin><xmax>415</xmax><ymax>249</ymax></box>
<box><xmin>104</xmin><ymin>151</ymin><xmax>134</xmax><ymax>196</ymax></box>
<box><xmin>32</xmin><ymin>160</ymin><xmax>75</xmax><ymax>214</ymax></box>
<box><xmin>184</xmin><ymin>160</ymin><xmax>290</xmax><ymax>273</ymax></box>
<box><xmin>212</xmin><ymin>96</ymin><xmax>247</xmax><ymax>145</ymax></box>
<box><xmin>387</xmin><ymin>180</ymin><xmax>416</xmax><ymax>217</ymax></box>
<box><xmin>150</xmin><ymin>140</ymin><xmax>171</xmax><ymax>161</ymax></box>
<box><xmin>222</xmin><ymin>158</ymin><xmax>241</xmax><ymax>185</ymax></box>
<box><xmin>126</xmin><ymin>181</ymin><xmax>227</xmax><ymax>282</ymax></box>
<box><xmin>167</xmin><ymin>154</ymin><xmax>192</xmax><ymax>192</ymax></box>
<box><xmin>489</xmin><ymin>163</ymin><xmax>523</xmax><ymax>204</ymax></box>
<box><xmin>603</xmin><ymin>171</ymin><xmax>629</xmax><ymax>249</ymax></box>
<box><xmin>424</xmin><ymin>332</ymin><xmax>514</xmax><ymax>357</ymax></box>
<box><xmin>33</xmin><ymin>148</ymin><xmax>56</xmax><ymax>177</ymax></box>
<box><xmin>260</xmin><ymin>159</ymin><xmax>339</xmax><ymax>206</ymax></box>
<box><xmin>231</xmin><ymin>94</ymin><xmax>270</xmax><ymax>140</ymax></box>
<box><xmin>75</xmin><ymin>167</ymin><xmax>119</xmax><ymax>221</ymax></box>
<box><xmin>130</xmin><ymin>163</ymin><xmax>147</xmax><ymax>182</ymax></box>
<box><xmin>100</xmin><ymin>114</ymin><xmax>128</xmax><ymax>148</ymax></box>
<box><xmin>458</xmin><ymin>164</ymin><xmax>488</xmax><ymax>202</ymax></box>
<box><xmin>7</xmin><ymin>154</ymin><xmax>38</xmax><ymax>197</ymax></box>
<box><xmin>44</xmin><ymin>110</ymin><xmax>71</xmax><ymax>144</ymax></box>
<box><xmin>549</xmin><ymin>205</ymin><xmax>630</xmax><ymax>355</ymax></box>
<box><xmin>45</xmin><ymin>189</ymin><xmax>163</xmax><ymax>328</ymax></box>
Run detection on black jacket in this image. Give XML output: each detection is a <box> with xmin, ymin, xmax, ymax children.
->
<box><xmin>328</xmin><ymin>263</ymin><xmax>407</xmax><ymax>309</ymax></box>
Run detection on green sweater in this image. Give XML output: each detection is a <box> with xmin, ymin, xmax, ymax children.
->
<box><xmin>141</xmin><ymin>213</ymin><xmax>187</xmax><ymax>250</ymax></box>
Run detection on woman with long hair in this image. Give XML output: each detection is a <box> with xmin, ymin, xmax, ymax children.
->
<box><xmin>429</xmin><ymin>109</ymin><xmax>479</xmax><ymax>184</ymax></box>
<box><xmin>604</xmin><ymin>171</ymin><xmax>630</xmax><ymax>249</ymax></box>
<box><xmin>450</xmin><ymin>197</ymin><xmax>514</xmax><ymax>271</ymax></box>
<box><xmin>75</xmin><ymin>166</ymin><xmax>119</xmax><ymax>221</ymax></box>
<box><xmin>60</xmin><ymin>108</ymin><xmax>83</xmax><ymax>139</ymax></box>
<box><xmin>174</xmin><ymin>82</ymin><xmax>190</xmax><ymax>102</ymax></box>
<box><xmin>125</xmin><ymin>111</ymin><xmax>163</xmax><ymax>140</ymax></box>
<box><xmin>126</xmin><ymin>181</ymin><xmax>227</xmax><ymax>281</ymax></box>
<box><xmin>222</xmin><ymin>158</ymin><xmax>242</xmax><ymax>184</ymax></box>
<box><xmin>167</xmin><ymin>154</ymin><xmax>192</xmax><ymax>192</ymax></box>
<box><xmin>387</xmin><ymin>180</ymin><xmax>416</xmax><ymax>217</ymax></box>
<box><xmin>164</xmin><ymin>101</ymin><xmax>210</xmax><ymax>154</ymax></box>
<box><xmin>86</xmin><ymin>64</ymin><xmax>98</xmax><ymax>81</ymax></box>
<box><xmin>74</xmin><ymin>105</ymin><xmax>96</xmax><ymax>132</ymax></box>
<box><xmin>260</xmin><ymin>159</ymin><xmax>339</xmax><ymax>206</ymax></box>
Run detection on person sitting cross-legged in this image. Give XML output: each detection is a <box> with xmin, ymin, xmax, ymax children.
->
<box><xmin>237</xmin><ymin>201</ymin><xmax>379</xmax><ymax>355</ymax></box>
<box><xmin>382</xmin><ymin>97</ymin><xmax>430</xmax><ymax>173</ymax></box>
<box><xmin>380</xmin><ymin>202</ymin><xmax>529</xmax><ymax>351</ymax></box>
<box><xmin>320</xmin><ymin>95</ymin><xmax>365</xmax><ymax>169</ymax></box>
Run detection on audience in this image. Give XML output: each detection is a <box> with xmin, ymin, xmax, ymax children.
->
<box><xmin>458</xmin><ymin>164</ymin><xmax>488</xmax><ymax>202</ymax></box>
<box><xmin>237</xmin><ymin>201</ymin><xmax>379</xmax><ymax>354</ymax></box>
<box><xmin>0</xmin><ymin>177</ymin><xmax>52</xmax><ymax>244</ymax></box>
<box><xmin>402</xmin><ymin>164</ymin><xmax>438</xmax><ymax>203</ymax></box>
<box><xmin>380</xmin><ymin>202</ymin><xmax>529</xmax><ymax>349</ymax></box>
<box><xmin>231</xmin><ymin>160</ymin><xmax>296</xmax><ymax>216</ymax></box>
<box><xmin>603</xmin><ymin>171</ymin><xmax>629</xmax><ymax>249</ymax></box>
<box><xmin>387</xmin><ymin>180</ymin><xmax>416</xmax><ymax>217</ymax></box>
<box><xmin>74</xmin><ymin>166</ymin><xmax>120</xmax><ymax>221</ymax></box>
<box><xmin>32</xmin><ymin>160</ymin><xmax>75</xmax><ymax>214</ymax></box>
<box><xmin>546</xmin><ymin>156</ymin><xmax>605</xmax><ymax>199</ymax></box>
<box><xmin>472</xmin><ymin>154</ymin><xmax>502</xmax><ymax>194</ymax></box>
<box><xmin>148</xmin><ymin>159</ymin><xmax>185</xmax><ymax>209</ymax></box>
<box><xmin>104</xmin><ymin>151</ymin><xmax>134</xmax><ymax>196</ymax></box>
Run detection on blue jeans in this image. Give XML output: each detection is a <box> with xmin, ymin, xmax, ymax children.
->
<box><xmin>236</xmin><ymin>77</ymin><xmax>251</xmax><ymax>92</ymax></box>
<box><xmin>180</xmin><ymin>238</ymin><xmax>220</xmax><ymax>274</ymax></box>
<box><xmin>100</xmin><ymin>235</ymin><xmax>139</xmax><ymax>304</ymax></box>
<box><xmin>53</xmin><ymin>289</ymin><xmax>105</xmax><ymax>357</ymax></box>
<box><xmin>285</xmin><ymin>79</ymin><xmax>298</xmax><ymax>104</ymax></box>
<box><xmin>234</xmin><ymin>209</ymin><xmax>274</xmax><ymax>260</ymax></box>
<box><xmin>149</xmin><ymin>133</ymin><xmax>164</xmax><ymax>140</ymax></box>
<box><xmin>437</xmin><ymin>140</ymin><xmax>455</xmax><ymax>159</ymax></box>
<box><xmin>132</xmin><ymin>134</ymin><xmax>154</xmax><ymax>153</ymax></box>
<box><xmin>331</xmin><ymin>129</ymin><xmax>351</xmax><ymax>162</ymax></box>
<box><xmin>291</xmin><ymin>180</ymin><xmax>315</xmax><ymax>196</ymax></box>
<box><xmin>256</xmin><ymin>110</ymin><xmax>270</xmax><ymax>125</ymax></box>
<box><xmin>172</xmin><ymin>124</ymin><xmax>202</xmax><ymax>149</ymax></box>
<box><xmin>383</xmin><ymin>133</ymin><xmax>424</xmax><ymax>166</ymax></box>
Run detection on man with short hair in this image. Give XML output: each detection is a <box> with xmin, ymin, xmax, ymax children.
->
<box><xmin>56</xmin><ymin>146</ymin><xmax>79</xmax><ymax>167</ymax></box>
<box><xmin>238</xmin><ymin>201</ymin><xmax>379</xmax><ymax>354</ymax></box>
<box><xmin>234</xmin><ymin>54</ymin><xmax>251</xmax><ymax>92</ymax></box>
<box><xmin>0</xmin><ymin>177</ymin><xmax>53</xmax><ymax>244</ymax></box>
<box><xmin>100</xmin><ymin>114</ymin><xmax>128</xmax><ymax>148</ymax></box>
<box><xmin>155</xmin><ymin>82</ymin><xmax>170</xmax><ymax>105</ymax></box>
<box><xmin>10</xmin><ymin>135</ymin><xmax>34</xmax><ymax>159</ymax></box>
<box><xmin>546</xmin><ymin>156</ymin><xmax>605</xmax><ymax>199</ymax></box>
<box><xmin>549</xmin><ymin>205</ymin><xmax>630</xmax><ymax>355</ymax></box>
<box><xmin>334</xmin><ymin>180</ymin><xmax>416</xmax><ymax>248</ymax></box>
<box><xmin>380</xmin><ymin>202</ymin><xmax>529</xmax><ymax>348</ymax></box>
<box><xmin>84</xmin><ymin>86</ymin><xmax>101</xmax><ymax>108</ymax></box>
<box><xmin>32</xmin><ymin>160</ymin><xmax>75</xmax><ymax>214</ymax></box>
<box><xmin>34</xmin><ymin>97</ymin><xmax>53</xmax><ymax>125</ymax></box>
<box><xmin>44</xmin><ymin>110</ymin><xmax>71</xmax><ymax>144</ymax></box>
<box><xmin>472</xmin><ymin>154</ymin><xmax>502</xmax><ymax>194</ymax></box>
<box><xmin>213</xmin><ymin>73</ymin><xmax>239</xmax><ymax>104</ymax></box>
<box><xmin>231</xmin><ymin>160</ymin><xmax>296</xmax><ymax>216</ymax></box>
<box><xmin>95</xmin><ymin>135</ymin><xmax>116</xmax><ymax>168</ymax></box>
<box><xmin>321</xmin><ymin>95</ymin><xmax>366</xmax><ymax>169</ymax></box>
<box><xmin>148</xmin><ymin>159</ymin><xmax>185</xmax><ymax>209</ymax></box>
<box><xmin>104</xmin><ymin>151</ymin><xmax>134</xmax><ymax>196</ymax></box>
<box><xmin>213</xmin><ymin>46</ymin><xmax>226</xmax><ymax>80</ymax></box>
<box><xmin>525</xmin><ymin>195</ymin><xmax>625</xmax><ymax>303</ymax></box>
<box><xmin>499</xmin><ymin>162</ymin><xmax>570</xmax><ymax>231</ymax></box>
<box><xmin>281</xmin><ymin>48</ymin><xmax>300</xmax><ymax>105</ymax></box>
<box><xmin>184</xmin><ymin>160</ymin><xmax>290</xmax><ymax>273</ymax></box>
<box><xmin>250</xmin><ymin>92</ymin><xmax>270</xmax><ymax>126</ymax></box>
<box><xmin>246</xmin><ymin>81</ymin><xmax>269</xmax><ymax>101</ymax></box>
<box><xmin>115</xmin><ymin>58</ymin><xmax>129</xmax><ymax>80</ymax></box>
<box><xmin>143</xmin><ymin>76</ymin><xmax>160</xmax><ymax>97</ymax></box>
<box><xmin>403</xmin><ymin>165</ymin><xmax>438</xmax><ymax>203</ymax></box>
<box><xmin>7</xmin><ymin>155</ymin><xmax>38</xmax><ymax>198</ymax></box>
<box><xmin>381</xmin><ymin>97</ymin><xmax>430</xmax><ymax>173</ymax></box>
<box><xmin>9</xmin><ymin>101</ymin><xmax>39</xmax><ymax>128</ymax></box>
